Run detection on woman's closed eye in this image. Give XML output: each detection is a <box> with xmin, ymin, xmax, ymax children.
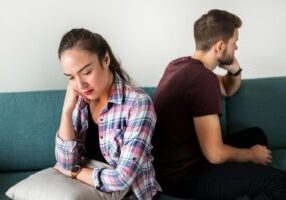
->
<box><xmin>68</xmin><ymin>76</ymin><xmax>74</xmax><ymax>80</ymax></box>
<box><xmin>83</xmin><ymin>71</ymin><xmax>91</xmax><ymax>75</ymax></box>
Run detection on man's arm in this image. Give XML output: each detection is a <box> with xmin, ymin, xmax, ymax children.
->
<box><xmin>193</xmin><ymin>114</ymin><xmax>271</xmax><ymax>165</ymax></box>
<box><xmin>218</xmin><ymin>72</ymin><xmax>241</xmax><ymax>97</ymax></box>
<box><xmin>217</xmin><ymin>57</ymin><xmax>242</xmax><ymax>97</ymax></box>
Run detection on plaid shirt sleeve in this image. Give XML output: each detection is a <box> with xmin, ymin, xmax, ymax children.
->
<box><xmin>92</xmin><ymin>95</ymin><xmax>156</xmax><ymax>192</ymax></box>
<box><xmin>55</xmin><ymin>99</ymin><xmax>86</xmax><ymax>170</ymax></box>
<box><xmin>55</xmin><ymin>133</ymin><xmax>84</xmax><ymax>170</ymax></box>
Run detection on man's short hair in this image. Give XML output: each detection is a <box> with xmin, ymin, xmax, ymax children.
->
<box><xmin>194</xmin><ymin>9</ymin><xmax>242</xmax><ymax>51</ymax></box>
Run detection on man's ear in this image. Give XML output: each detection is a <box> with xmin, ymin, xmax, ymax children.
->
<box><xmin>214</xmin><ymin>40</ymin><xmax>226</xmax><ymax>56</ymax></box>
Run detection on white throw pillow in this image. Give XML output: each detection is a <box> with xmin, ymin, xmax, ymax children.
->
<box><xmin>6</xmin><ymin>160</ymin><xmax>129</xmax><ymax>200</ymax></box>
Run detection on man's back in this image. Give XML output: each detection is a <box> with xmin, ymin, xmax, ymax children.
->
<box><xmin>152</xmin><ymin>56</ymin><xmax>221</xmax><ymax>184</ymax></box>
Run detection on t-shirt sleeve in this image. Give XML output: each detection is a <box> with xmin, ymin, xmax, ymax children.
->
<box><xmin>186</xmin><ymin>72</ymin><xmax>221</xmax><ymax>117</ymax></box>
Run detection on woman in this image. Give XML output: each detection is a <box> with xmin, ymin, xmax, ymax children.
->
<box><xmin>54</xmin><ymin>28</ymin><xmax>161</xmax><ymax>200</ymax></box>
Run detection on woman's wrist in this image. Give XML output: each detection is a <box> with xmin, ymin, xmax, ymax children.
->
<box><xmin>54</xmin><ymin>164</ymin><xmax>72</xmax><ymax>177</ymax></box>
<box><xmin>59</xmin><ymin>111</ymin><xmax>76</xmax><ymax>140</ymax></box>
<box><xmin>62</xmin><ymin>106</ymin><xmax>74</xmax><ymax>116</ymax></box>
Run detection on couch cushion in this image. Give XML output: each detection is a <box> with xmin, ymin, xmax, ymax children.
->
<box><xmin>271</xmin><ymin>149</ymin><xmax>286</xmax><ymax>171</ymax></box>
<box><xmin>0</xmin><ymin>90</ymin><xmax>65</xmax><ymax>171</ymax></box>
<box><xmin>6</xmin><ymin>160</ymin><xmax>128</xmax><ymax>200</ymax></box>
<box><xmin>0</xmin><ymin>171</ymin><xmax>35</xmax><ymax>200</ymax></box>
<box><xmin>6</xmin><ymin>168</ymin><xmax>129</xmax><ymax>200</ymax></box>
<box><xmin>142</xmin><ymin>87</ymin><xmax>156</xmax><ymax>99</ymax></box>
<box><xmin>220</xmin><ymin>97</ymin><xmax>227</xmax><ymax>136</ymax></box>
<box><xmin>226</xmin><ymin>77</ymin><xmax>286</xmax><ymax>149</ymax></box>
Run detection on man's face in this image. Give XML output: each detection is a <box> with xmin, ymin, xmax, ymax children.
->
<box><xmin>218</xmin><ymin>29</ymin><xmax>239</xmax><ymax>65</ymax></box>
<box><xmin>218</xmin><ymin>47</ymin><xmax>234</xmax><ymax>65</ymax></box>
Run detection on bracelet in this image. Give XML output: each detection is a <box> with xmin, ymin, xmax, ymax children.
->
<box><xmin>228</xmin><ymin>67</ymin><xmax>242</xmax><ymax>76</ymax></box>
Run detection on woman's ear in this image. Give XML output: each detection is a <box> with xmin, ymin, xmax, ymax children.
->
<box><xmin>104</xmin><ymin>52</ymin><xmax>110</xmax><ymax>67</ymax></box>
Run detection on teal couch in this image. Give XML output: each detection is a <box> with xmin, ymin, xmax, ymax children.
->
<box><xmin>1</xmin><ymin>77</ymin><xmax>286</xmax><ymax>200</ymax></box>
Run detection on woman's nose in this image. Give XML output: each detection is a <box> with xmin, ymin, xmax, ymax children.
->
<box><xmin>77</xmin><ymin>78</ymin><xmax>88</xmax><ymax>89</ymax></box>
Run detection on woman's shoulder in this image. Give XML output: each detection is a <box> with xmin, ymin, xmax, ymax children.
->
<box><xmin>124</xmin><ymin>83</ymin><xmax>153</xmax><ymax>104</ymax></box>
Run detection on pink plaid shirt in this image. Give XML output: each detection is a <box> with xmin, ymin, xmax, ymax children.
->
<box><xmin>55</xmin><ymin>75</ymin><xmax>161</xmax><ymax>199</ymax></box>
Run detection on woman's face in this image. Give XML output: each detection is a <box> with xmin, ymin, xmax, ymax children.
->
<box><xmin>60</xmin><ymin>48</ymin><xmax>113</xmax><ymax>101</ymax></box>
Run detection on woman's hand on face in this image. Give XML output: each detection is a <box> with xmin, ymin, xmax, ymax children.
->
<box><xmin>62</xmin><ymin>84</ymin><xmax>90</xmax><ymax>115</ymax></box>
<box><xmin>62</xmin><ymin>84</ymin><xmax>80</xmax><ymax>115</ymax></box>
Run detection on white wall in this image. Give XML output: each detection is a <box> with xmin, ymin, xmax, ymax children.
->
<box><xmin>1</xmin><ymin>0</ymin><xmax>286</xmax><ymax>92</ymax></box>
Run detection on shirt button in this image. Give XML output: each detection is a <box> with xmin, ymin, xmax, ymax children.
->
<box><xmin>100</xmin><ymin>117</ymin><xmax>103</xmax><ymax>122</ymax></box>
<box><xmin>100</xmin><ymin>136</ymin><xmax>103</xmax><ymax>139</ymax></box>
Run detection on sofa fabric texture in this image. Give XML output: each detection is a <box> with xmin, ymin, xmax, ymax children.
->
<box><xmin>1</xmin><ymin>77</ymin><xmax>286</xmax><ymax>200</ymax></box>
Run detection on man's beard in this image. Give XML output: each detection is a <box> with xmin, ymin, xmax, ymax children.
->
<box><xmin>218</xmin><ymin>50</ymin><xmax>234</xmax><ymax>65</ymax></box>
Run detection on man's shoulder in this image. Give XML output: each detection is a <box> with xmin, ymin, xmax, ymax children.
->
<box><xmin>166</xmin><ymin>56</ymin><xmax>215</xmax><ymax>80</ymax></box>
<box><xmin>167</xmin><ymin>56</ymin><xmax>208</xmax><ymax>73</ymax></box>
<box><xmin>168</xmin><ymin>56</ymin><xmax>200</xmax><ymax>67</ymax></box>
<box><xmin>169</xmin><ymin>56</ymin><xmax>191</xmax><ymax>64</ymax></box>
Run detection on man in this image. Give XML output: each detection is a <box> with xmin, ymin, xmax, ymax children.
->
<box><xmin>153</xmin><ymin>9</ymin><xmax>286</xmax><ymax>199</ymax></box>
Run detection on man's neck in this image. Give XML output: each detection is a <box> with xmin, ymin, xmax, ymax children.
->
<box><xmin>192</xmin><ymin>51</ymin><xmax>218</xmax><ymax>71</ymax></box>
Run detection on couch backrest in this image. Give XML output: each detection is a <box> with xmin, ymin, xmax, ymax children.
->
<box><xmin>0</xmin><ymin>87</ymin><xmax>227</xmax><ymax>171</ymax></box>
<box><xmin>0</xmin><ymin>88</ymin><xmax>163</xmax><ymax>172</ymax></box>
<box><xmin>0</xmin><ymin>91</ymin><xmax>65</xmax><ymax>172</ymax></box>
<box><xmin>226</xmin><ymin>77</ymin><xmax>286</xmax><ymax>149</ymax></box>
<box><xmin>2</xmin><ymin>77</ymin><xmax>284</xmax><ymax>172</ymax></box>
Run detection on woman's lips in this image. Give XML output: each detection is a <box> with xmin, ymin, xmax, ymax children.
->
<box><xmin>83</xmin><ymin>89</ymin><xmax>93</xmax><ymax>96</ymax></box>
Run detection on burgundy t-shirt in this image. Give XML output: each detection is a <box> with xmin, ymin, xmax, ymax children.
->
<box><xmin>152</xmin><ymin>56</ymin><xmax>221</xmax><ymax>184</ymax></box>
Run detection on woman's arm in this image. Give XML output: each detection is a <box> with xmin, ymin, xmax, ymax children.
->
<box><xmin>55</xmin><ymin>85</ymin><xmax>84</xmax><ymax>169</ymax></box>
